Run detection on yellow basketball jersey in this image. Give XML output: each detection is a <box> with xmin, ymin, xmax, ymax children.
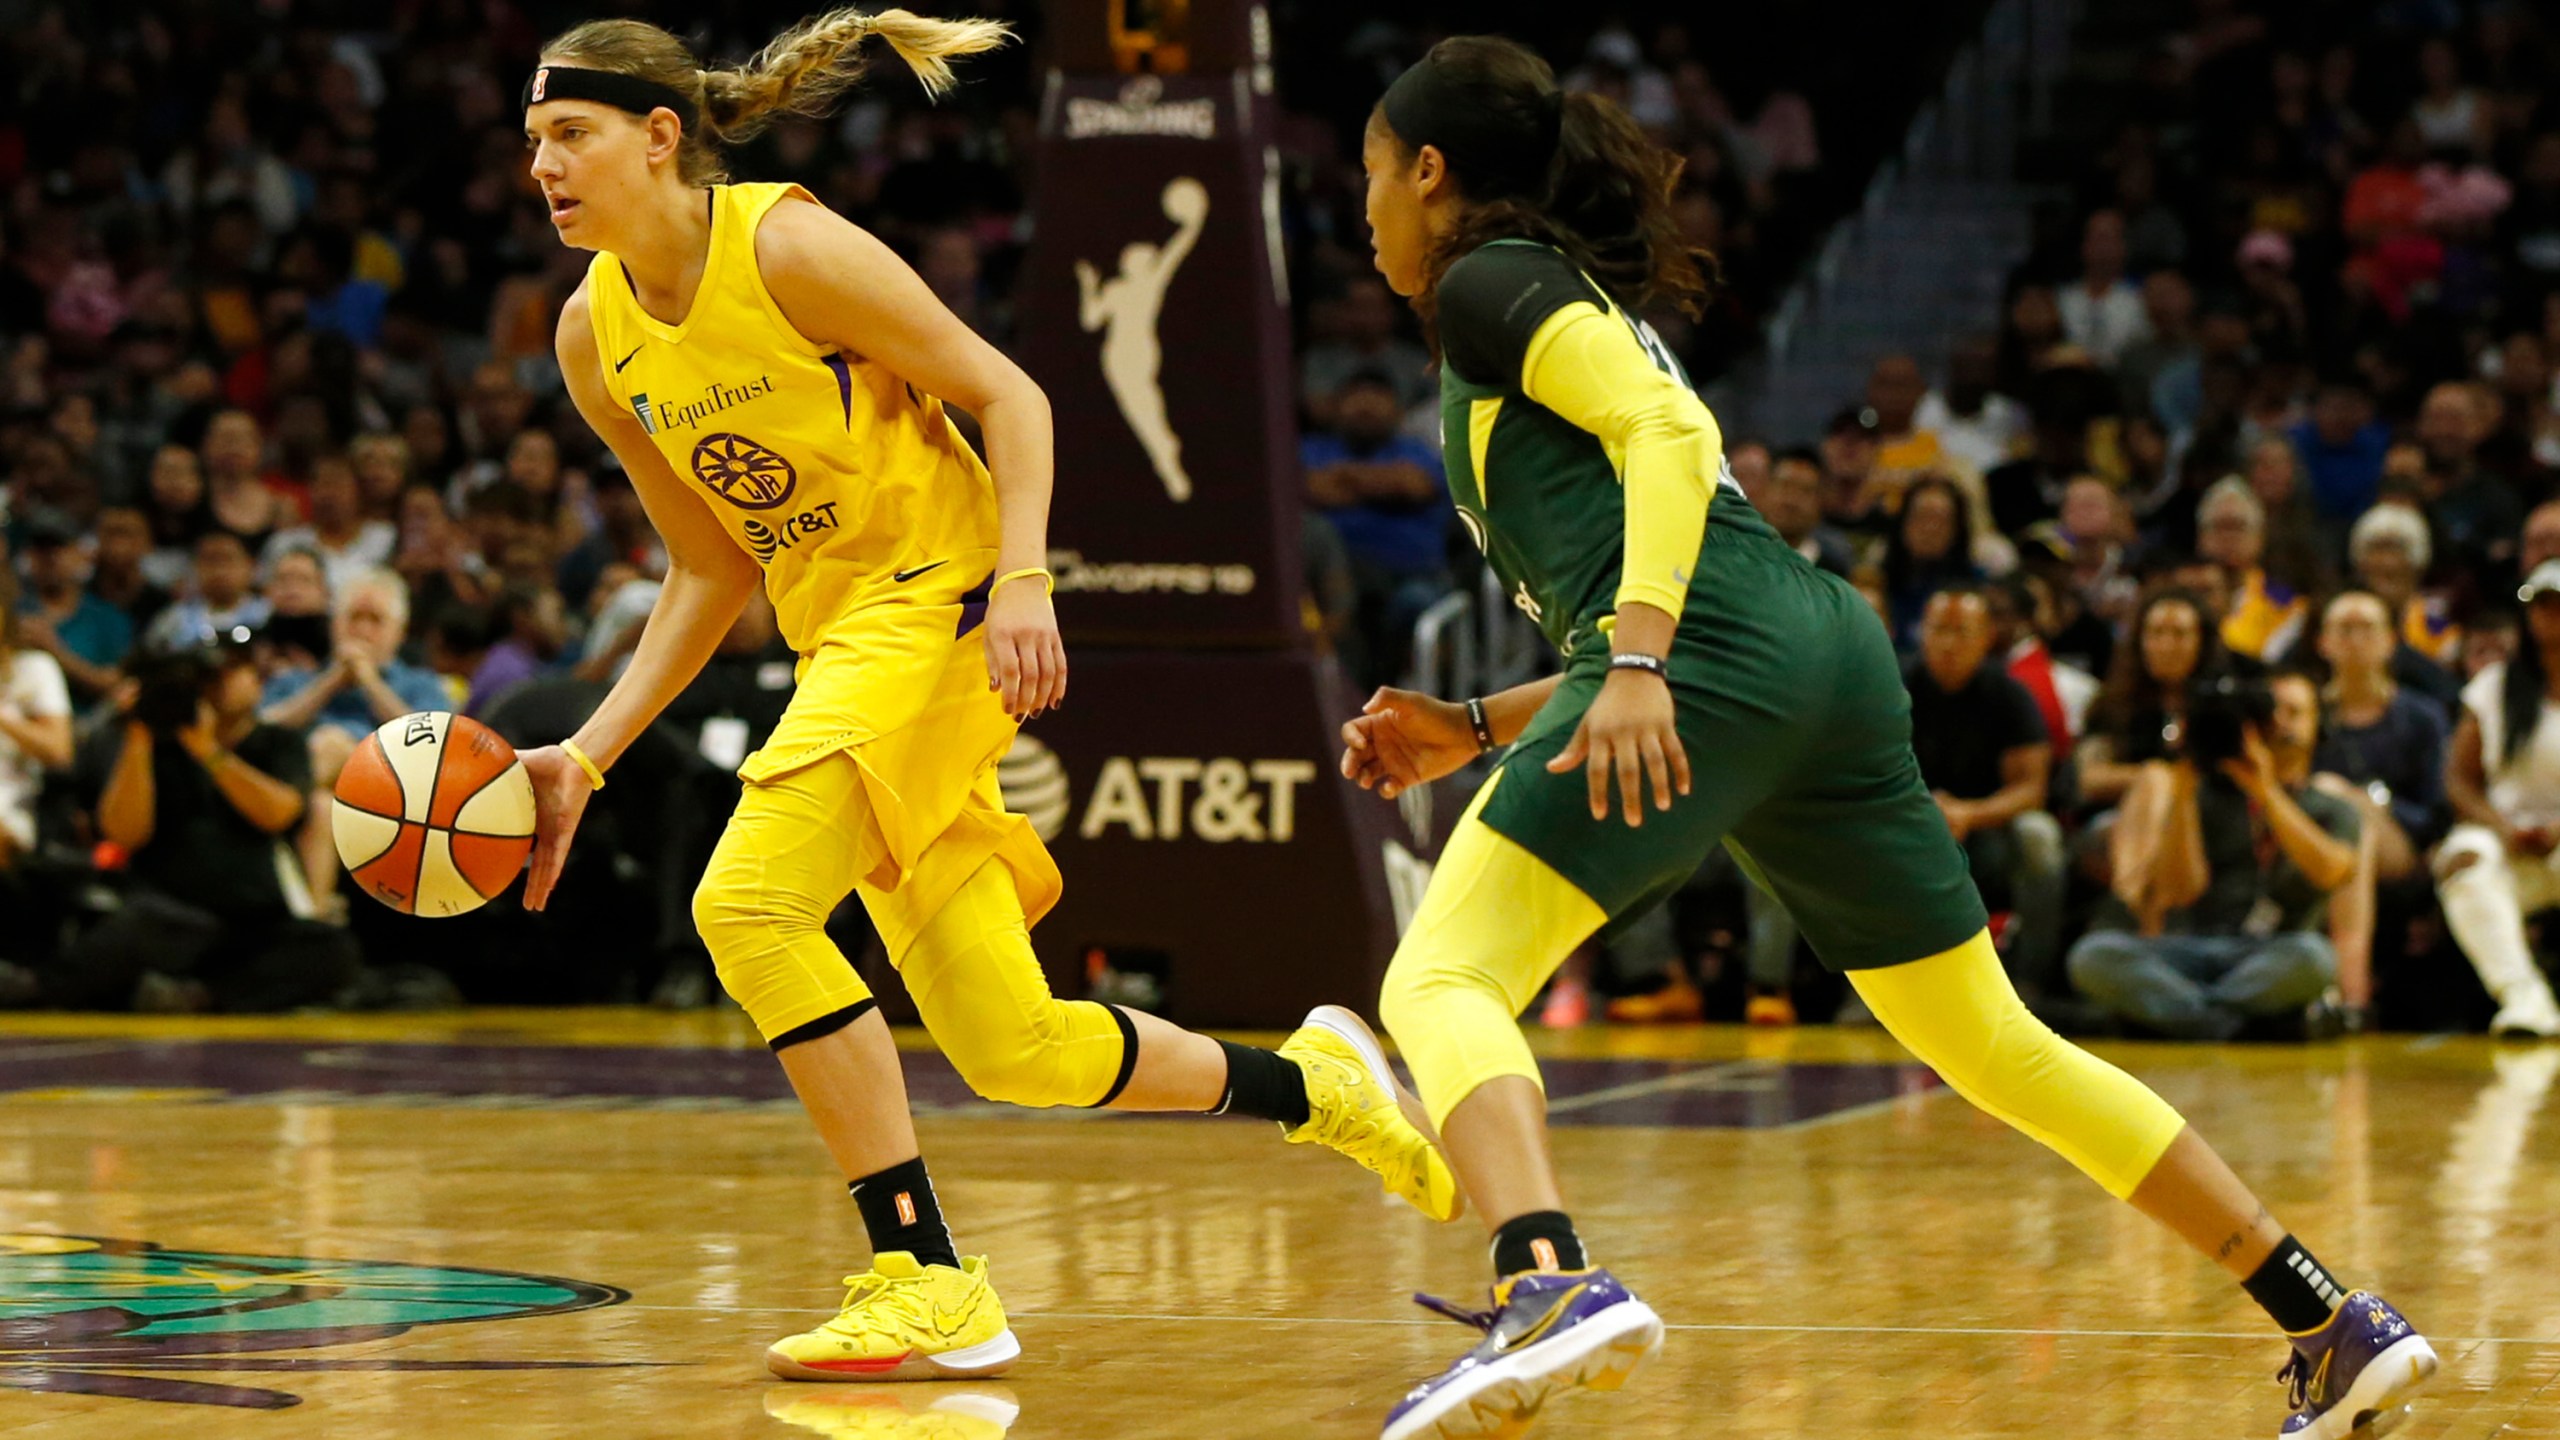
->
<box><xmin>583</xmin><ymin>182</ymin><xmax>1000</xmax><ymax>657</ymax></box>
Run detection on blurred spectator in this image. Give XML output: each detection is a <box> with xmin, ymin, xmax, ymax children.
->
<box><xmin>0</xmin><ymin>565</ymin><xmax>73</xmax><ymax>865</ymax></box>
<box><xmin>1304</xmin><ymin>370</ymin><xmax>1451</xmax><ymax>688</ymax></box>
<box><xmin>1881</xmin><ymin>476</ymin><xmax>1980</xmax><ymax>647</ymax></box>
<box><xmin>2056</xmin><ymin>210</ymin><xmax>2152</xmax><ymax>368</ymax></box>
<box><xmin>1914</xmin><ymin>335</ymin><xmax>2028</xmax><ymax>477</ymax></box>
<box><xmin>464</xmin><ymin>581</ymin><xmax>568</xmax><ymax>717</ymax></box>
<box><xmin>557</xmin><ymin>467</ymin><xmax>665</xmax><ymax>613</ymax></box>
<box><xmin>2416</xmin><ymin>380</ymin><xmax>2522</xmax><ymax>596</ymax></box>
<box><xmin>2313</xmin><ymin>591</ymin><xmax>2450</xmax><ymax>887</ymax></box>
<box><xmin>2194</xmin><ymin>475</ymin><xmax>2309</xmax><ymax>662</ymax></box>
<box><xmin>89</xmin><ymin>507</ymin><xmax>171</xmax><ymax>637</ymax></box>
<box><xmin>2345</xmin><ymin>504</ymin><xmax>2464</xmax><ymax>704</ymax></box>
<box><xmin>201</xmin><ymin>409</ymin><xmax>298</xmax><ymax>548</ymax></box>
<box><xmin>145</xmin><ymin>531</ymin><xmax>271</xmax><ymax>651</ymax></box>
<box><xmin>2114</xmin><ymin>272</ymin><xmax>2198</xmax><ymax>420</ymax></box>
<box><xmin>2290</xmin><ymin>377</ymin><xmax>2391</xmax><ymax>525</ymax></box>
<box><xmin>263</xmin><ymin>453</ymin><xmax>395</xmax><ymax>592</ymax></box>
<box><xmin>140</xmin><ymin>444</ymin><xmax>213</xmax><ymax>591</ymax></box>
<box><xmin>48</xmin><ymin>633</ymin><xmax>358</xmax><ymax>1013</ymax></box>
<box><xmin>2080</xmin><ymin>586</ymin><xmax>2224</xmax><ymax>808</ymax></box>
<box><xmin>2068</xmin><ymin>672</ymin><xmax>2357</xmax><ymax>1040</ymax></box>
<box><xmin>2437</xmin><ymin>560</ymin><xmax>2560</xmax><ymax>1038</ymax></box>
<box><xmin>260</xmin><ymin>570</ymin><xmax>449</xmax><ymax>909</ymax></box>
<box><xmin>1905</xmin><ymin>588</ymin><xmax>2066</xmax><ymax>995</ymax></box>
<box><xmin>394</xmin><ymin>483</ymin><xmax>494</xmax><ymax>636</ymax></box>
<box><xmin>1742</xmin><ymin>445</ymin><xmax>1854</xmax><ymax>576</ymax></box>
<box><xmin>1986</xmin><ymin>572</ymin><xmax>2099</xmax><ymax>760</ymax></box>
<box><xmin>1819</xmin><ymin>406</ymin><xmax>1888</xmax><ymax>539</ymax></box>
<box><xmin>348</xmin><ymin>433</ymin><xmax>413</xmax><ymax>525</ymax></box>
<box><xmin>2411</xmin><ymin>36</ymin><xmax>2494</xmax><ymax>160</ymax></box>
<box><xmin>1301</xmin><ymin>277</ymin><xmax>1431</xmax><ymax>429</ymax></box>
<box><xmin>16</xmin><ymin>510</ymin><xmax>131</xmax><ymax>704</ymax></box>
<box><xmin>261</xmin><ymin>546</ymin><xmax>334</xmax><ymax>675</ymax></box>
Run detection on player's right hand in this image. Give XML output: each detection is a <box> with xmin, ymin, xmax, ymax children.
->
<box><xmin>518</xmin><ymin>744</ymin><xmax>592</xmax><ymax>912</ymax></box>
<box><xmin>1341</xmin><ymin>688</ymin><xmax>1478</xmax><ymax>800</ymax></box>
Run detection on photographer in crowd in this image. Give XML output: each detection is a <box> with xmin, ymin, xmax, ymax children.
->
<box><xmin>26</xmin><ymin>632</ymin><xmax>358</xmax><ymax>1012</ymax></box>
<box><xmin>2066</xmin><ymin>672</ymin><xmax>2360</xmax><ymax>1039</ymax></box>
<box><xmin>2434</xmin><ymin>560</ymin><xmax>2560</xmax><ymax>1039</ymax></box>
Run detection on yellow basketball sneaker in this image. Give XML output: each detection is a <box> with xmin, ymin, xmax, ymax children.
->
<box><xmin>765</xmin><ymin>1253</ymin><xmax>1021</xmax><ymax>1382</ymax></box>
<box><xmin>1278</xmin><ymin>1005</ymin><xmax>1463</xmax><ymax>1222</ymax></box>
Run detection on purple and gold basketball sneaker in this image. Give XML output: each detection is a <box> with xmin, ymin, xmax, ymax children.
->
<box><xmin>2277</xmin><ymin>1291</ymin><xmax>2438</xmax><ymax>1440</ymax></box>
<box><xmin>1381</xmin><ymin>1268</ymin><xmax>1662</xmax><ymax>1440</ymax></box>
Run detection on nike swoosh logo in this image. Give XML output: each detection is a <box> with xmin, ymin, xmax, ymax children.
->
<box><xmin>613</xmin><ymin>345</ymin><xmax>643</xmax><ymax>373</ymax></box>
<box><xmin>892</xmin><ymin>561</ymin><xmax>947</xmax><ymax>583</ymax></box>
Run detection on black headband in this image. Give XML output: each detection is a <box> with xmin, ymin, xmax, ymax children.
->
<box><xmin>522</xmin><ymin>64</ymin><xmax>697</xmax><ymax>130</ymax></box>
<box><xmin>1380</xmin><ymin>60</ymin><xmax>1563</xmax><ymax>202</ymax></box>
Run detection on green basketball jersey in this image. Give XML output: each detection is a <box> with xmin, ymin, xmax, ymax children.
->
<box><xmin>1434</xmin><ymin>239</ymin><xmax>1777</xmax><ymax>657</ymax></box>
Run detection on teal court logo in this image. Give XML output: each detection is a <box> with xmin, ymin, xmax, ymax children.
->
<box><xmin>0</xmin><ymin>1233</ymin><xmax>637</xmax><ymax>1408</ymax></box>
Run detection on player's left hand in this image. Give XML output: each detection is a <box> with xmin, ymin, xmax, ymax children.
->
<box><xmin>986</xmin><ymin>580</ymin><xmax>1067</xmax><ymax>722</ymax></box>
<box><xmin>1548</xmin><ymin>669</ymin><xmax>1690</xmax><ymax>827</ymax></box>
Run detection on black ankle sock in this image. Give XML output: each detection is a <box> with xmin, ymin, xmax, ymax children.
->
<box><xmin>2243</xmin><ymin>1235</ymin><xmax>2347</xmax><ymax>1334</ymax></box>
<box><xmin>849</xmin><ymin>1156</ymin><xmax>960</xmax><ymax>1270</ymax></box>
<box><xmin>1213</xmin><ymin>1040</ymin><xmax>1311</xmax><ymax>1129</ymax></box>
<box><xmin>1492</xmin><ymin>1211</ymin><xmax>1587</xmax><ymax>1277</ymax></box>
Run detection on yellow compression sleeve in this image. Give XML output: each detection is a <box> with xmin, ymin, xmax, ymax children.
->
<box><xmin>1519</xmin><ymin>302</ymin><xmax>1724</xmax><ymax>624</ymax></box>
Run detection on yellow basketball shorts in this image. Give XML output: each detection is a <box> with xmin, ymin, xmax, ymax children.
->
<box><xmin>692</xmin><ymin>634</ymin><xmax>1129</xmax><ymax>1109</ymax></box>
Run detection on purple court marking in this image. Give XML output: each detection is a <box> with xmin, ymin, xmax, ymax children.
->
<box><xmin>0</xmin><ymin>1037</ymin><xmax>1937</xmax><ymax>1130</ymax></box>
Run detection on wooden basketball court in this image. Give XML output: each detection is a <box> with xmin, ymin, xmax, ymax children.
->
<box><xmin>3</xmin><ymin>1011</ymin><xmax>2555</xmax><ymax>1438</ymax></box>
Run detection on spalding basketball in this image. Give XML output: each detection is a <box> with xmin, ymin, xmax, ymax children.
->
<box><xmin>332</xmin><ymin>712</ymin><xmax>536</xmax><ymax>916</ymax></box>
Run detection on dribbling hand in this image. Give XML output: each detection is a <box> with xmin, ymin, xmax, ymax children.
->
<box><xmin>518</xmin><ymin>744</ymin><xmax>592</xmax><ymax>912</ymax></box>
<box><xmin>984</xmin><ymin>581</ymin><xmax>1067</xmax><ymax>722</ymax></box>
<box><xmin>1340</xmin><ymin>688</ymin><xmax>1479</xmax><ymax>800</ymax></box>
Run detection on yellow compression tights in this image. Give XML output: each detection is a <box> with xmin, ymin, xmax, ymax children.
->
<box><xmin>693</xmin><ymin>750</ymin><xmax>1129</xmax><ymax>1108</ymax></box>
<box><xmin>1380</xmin><ymin>791</ymin><xmax>2188</xmax><ymax>1199</ymax></box>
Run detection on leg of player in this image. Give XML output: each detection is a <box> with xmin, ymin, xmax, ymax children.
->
<box><xmin>1374</xmin><ymin>796</ymin><xmax>1664</xmax><ymax>1440</ymax></box>
<box><xmin>897</xmin><ymin>854</ymin><xmax>1458</xmax><ymax>1221</ymax></box>
<box><xmin>1851</xmin><ymin>934</ymin><xmax>2439</xmax><ymax>1440</ymax></box>
<box><xmin>691</xmin><ymin>757</ymin><xmax>1022</xmax><ymax>1384</ymax></box>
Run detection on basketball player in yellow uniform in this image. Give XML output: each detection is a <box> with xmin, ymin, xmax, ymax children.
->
<box><xmin>512</xmin><ymin>7</ymin><xmax>1456</xmax><ymax>1383</ymax></box>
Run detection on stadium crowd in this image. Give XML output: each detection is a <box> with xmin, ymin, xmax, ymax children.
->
<box><xmin>5</xmin><ymin>0</ymin><xmax>2555</xmax><ymax>1042</ymax></box>
<box><xmin>1504</xmin><ymin>0</ymin><xmax>2560</xmax><ymax>1039</ymax></box>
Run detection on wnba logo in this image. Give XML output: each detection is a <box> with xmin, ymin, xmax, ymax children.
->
<box><xmin>998</xmin><ymin>734</ymin><xmax>1073</xmax><ymax>841</ymax></box>
<box><xmin>689</xmin><ymin>432</ymin><xmax>798</xmax><ymax>511</ymax></box>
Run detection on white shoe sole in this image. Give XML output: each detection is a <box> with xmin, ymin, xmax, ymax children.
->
<box><xmin>1381</xmin><ymin>1298</ymin><xmax>1664</xmax><ymax>1440</ymax></box>
<box><xmin>2289</xmin><ymin>1334</ymin><xmax>2439</xmax><ymax>1440</ymax></box>
<box><xmin>1304</xmin><ymin>1004</ymin><xmax>1464</xmax><ymax>1221</ymax></box>
<box><xmin>766</xmin><ymin>1326</ymin><xmax>1021</xmax><ymax>1382</ymax></box>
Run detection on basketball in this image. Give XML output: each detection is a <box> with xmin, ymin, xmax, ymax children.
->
<box><xmin>331</xmin><ymin>712</ymin><xmax>537</xmax><ymax>917</ymax></box>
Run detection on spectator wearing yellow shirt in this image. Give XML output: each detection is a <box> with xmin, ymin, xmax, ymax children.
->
<box><xmin>2199</xmin><ymin>477</ymin><xmax>2311</xmax><ymax>662</ymax></box>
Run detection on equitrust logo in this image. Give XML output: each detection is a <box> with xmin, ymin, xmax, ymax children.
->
<box><xmin>631</xmin><ymin>374</ymin><xmax>775</xmax><ymax>435</ymax></box>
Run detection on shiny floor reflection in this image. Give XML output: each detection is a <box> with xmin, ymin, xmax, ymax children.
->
<box><xmin>1</xmin><ymin>1013</ymin><xmax>2556</xmax><ymax>1438</ymax></box>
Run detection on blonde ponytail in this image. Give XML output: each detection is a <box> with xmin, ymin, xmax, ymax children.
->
<box><xmin>540</xmin><ymin>9</ymin><xmax>1010</xmax><ymax>185</ymax></box>
<box><xmin>701</xmin><ymin>7</ymin><xmax>1013</xmax><ymax>140</ymax></box>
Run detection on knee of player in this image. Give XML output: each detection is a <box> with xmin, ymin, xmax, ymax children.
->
<box><xmin>691</xmin><ymin>866</ymin><xmax>820</xmax><ymax>956</ymax></box>
<box><xmin>949</xmin><ymin>1025</ymin><xmax>1070</xmax><ymax>1109</ymax></box>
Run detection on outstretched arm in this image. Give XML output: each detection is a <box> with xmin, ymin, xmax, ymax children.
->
<box><xmin>759</xmin><ymin>196</ymin><xmax>1066</xmax><ymax>721</ymax></box>
<box><xmin>524</xmin><ymin>283</ymin><xmax>763</xmax><ymax>909</ymax></box>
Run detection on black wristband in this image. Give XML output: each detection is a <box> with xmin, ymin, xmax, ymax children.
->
<box><xmin>1465</xmin><ymin>696</ymin><xmax>1496</xmax><ymax>753</ymax></box>
<box><xmin>1609</xmin><ymin>653</ymin><xmax>1669</xmax><ymax>680</ymax></box>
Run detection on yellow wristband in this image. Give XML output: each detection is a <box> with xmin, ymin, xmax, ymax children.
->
<box><xmin>991</xmin><ymin>567</ymin><xmax>1054</xmax><ymax>598</ymax></box>
<box><xmin>560</xmin><ymin>738</ymin><xmax>607</xmax><ymax>791</ymax></box>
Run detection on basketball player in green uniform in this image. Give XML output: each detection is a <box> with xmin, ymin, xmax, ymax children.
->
<box><xmin>1340</xmin><ymin>36</ymin><xmax>2436</xmax><ymax>1440</ymax></box>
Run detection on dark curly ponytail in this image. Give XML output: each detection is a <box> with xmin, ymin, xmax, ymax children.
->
<box><xmin>1373</xmin><ymin>36</ymin><xmax>1713</xmax><ymax>344</ymax></box>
